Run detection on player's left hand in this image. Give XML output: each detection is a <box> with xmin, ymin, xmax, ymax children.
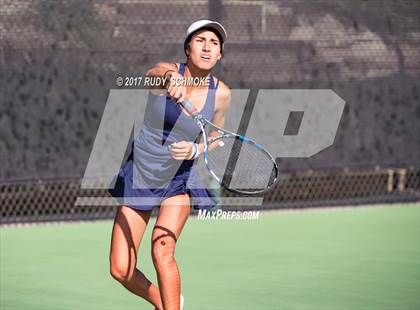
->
<box><xmin>168</xmin><ymin>141</ymin><xmax>194</xmax><ymax>160</ymax></box>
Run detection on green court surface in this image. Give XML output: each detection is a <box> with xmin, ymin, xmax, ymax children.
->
<box><xmin>1</xmin><ymin>204</ymin><xmax>419</xmax><ymax>310</ymax></box>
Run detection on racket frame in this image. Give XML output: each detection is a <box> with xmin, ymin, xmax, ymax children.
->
<box><xmin>178</xmin><ymin>100</ymin><xmax>279</xmax><ymax>195</ymax></box>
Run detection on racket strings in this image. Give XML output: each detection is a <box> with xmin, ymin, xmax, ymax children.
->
<box><xmin>207</xmin><ymin>137</ymin><xmax>277</xmax><ymax>192</ymax></box>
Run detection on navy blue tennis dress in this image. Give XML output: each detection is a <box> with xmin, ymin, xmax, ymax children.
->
<box><xmin>109</xmin><ymin>63</ymin><xmax>220</xmax><ymax>211</ymax></box>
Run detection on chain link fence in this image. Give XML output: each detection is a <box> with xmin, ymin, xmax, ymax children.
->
<box><xmin>2</xmin><ymin>166</ymin><xmax>419</xmax><ymax>225</ymax></box>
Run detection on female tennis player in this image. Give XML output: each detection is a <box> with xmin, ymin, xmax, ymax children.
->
<box><xmin>108</xmin><ymin>20</ymin><xmax>231</xmax><ymax>310</ymax></box>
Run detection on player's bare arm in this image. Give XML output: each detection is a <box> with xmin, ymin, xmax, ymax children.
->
<box><xmin>147</xmin><ymin>62</ymin><xmax>187</xmax><ymax>103</ymax></box>
<box><xmin>196</xmin><ymin>80</ymin><xmax>231</xmax><ymax>155</ymax></box>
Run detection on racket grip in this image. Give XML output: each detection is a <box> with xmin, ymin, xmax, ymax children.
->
<box><xmin>181</xmin><ymin>100</ymin><xmax>198</xmax><ymax>114</ymax></box>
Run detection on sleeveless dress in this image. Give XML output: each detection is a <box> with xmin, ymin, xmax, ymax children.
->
<box><xmin>108</xmin><ymin>63</ymin><xmax>220</xmax><ymax>211</ymax></box>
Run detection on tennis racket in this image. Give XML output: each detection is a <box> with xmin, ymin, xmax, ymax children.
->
<box><xmin>177</xmin><ymin>99</ymin><xmax>278</xmax><ymax>195</ymax></box>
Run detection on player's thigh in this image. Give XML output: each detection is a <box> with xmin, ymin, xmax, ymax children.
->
<box><xmin>153</xmin><ymin>194</ymin><xmax>191</xmax><ymax>242</ymax></box>
<box><xmin>110</xmin><ymin>206</ymin><xmax>152</xmax><ymax>274</ymax></box>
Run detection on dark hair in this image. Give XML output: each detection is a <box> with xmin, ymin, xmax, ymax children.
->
<box><xmin>184</xmin><ymin>27</ymin><xmax>224</xmax><ymax>56</ymax></box>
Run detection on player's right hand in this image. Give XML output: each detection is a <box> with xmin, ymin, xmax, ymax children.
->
<box><xmin>166</xmin><ymin>71</ymin><xmax>187</xmax><ymax>104</ymax></box>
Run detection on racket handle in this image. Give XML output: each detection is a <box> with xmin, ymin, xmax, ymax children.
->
<box><xmin>181</xmin><ymin>100</ymin><xmax>198</xmax><ymax>114</ymax></box>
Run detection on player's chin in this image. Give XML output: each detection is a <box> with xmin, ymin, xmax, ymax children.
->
<box><xmin>194</xmin><ymin>59</ymin><xmax>217</xmax><ymax>70</ymax></box>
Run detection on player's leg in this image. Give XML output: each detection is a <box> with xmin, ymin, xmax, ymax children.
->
<box><xmin>152</xmin><ymin>194</ymin><xmax>191</xmax><ymax>310</ymax></box>
<box><xmin>109</xmin><ymin>205</ymin><xmax>163</xmax><ymax>310</ymax></box>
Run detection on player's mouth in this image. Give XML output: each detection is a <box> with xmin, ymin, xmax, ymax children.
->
<box><xmin>200</xmin><ymin>54</ymin><xmax>211</xmax><ymax>62</ymax></box>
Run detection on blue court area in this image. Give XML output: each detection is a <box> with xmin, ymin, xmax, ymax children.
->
<box><xmin>1</xmin><ymin>204</ymin><xmax>419</xmax><ymax>310</ymax></box>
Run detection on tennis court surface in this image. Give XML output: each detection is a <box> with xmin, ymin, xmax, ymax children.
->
<box><xmin>1</xmin><ymin>203</ymin><xmax>419</xmax><ymax>310</ymax></box>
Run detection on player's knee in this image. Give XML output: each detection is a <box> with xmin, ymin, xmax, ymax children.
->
<box><xmin>109</xmin><ymin>259</ymin><xmax>135</xmax><ymax>283</ymax></box>
<box><xmin>151</xmin><ymin>225</ymin><xmax>177</xmax><ymax>267</ymax></box>
<box><xmin>151</xmin><ymin>235</ymin><xmax>175</xmax><ymax>267</ymax></box>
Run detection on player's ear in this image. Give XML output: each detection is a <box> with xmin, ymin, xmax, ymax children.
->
<box><xmin>218</xmin><ymin>46</ymin><xmax>224</xmax><ymax>60</ymax></box>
